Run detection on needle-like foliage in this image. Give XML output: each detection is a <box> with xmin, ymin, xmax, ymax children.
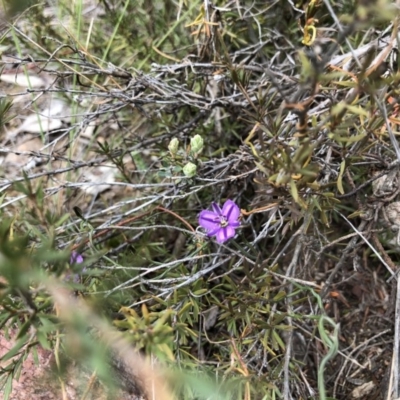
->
<box><xmin>0</xmin><ymin>0</ymin><xmax>399</xmax><ymax>399</ymax></box>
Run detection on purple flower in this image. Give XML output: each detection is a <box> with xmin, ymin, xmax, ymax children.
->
<box><xmin>70</xmin><ymin>251</ymin><xmax>83</xmax><ymax>264</ymax></box>
<box><xmin>66</xmin><ymin>251</ymin><xmax>85</xmax><ymax>283</ymax></box>
<box><xmin>198</xmin><ymin>200</ymin><xmax>240</xmax><ymax>243</ymax></box>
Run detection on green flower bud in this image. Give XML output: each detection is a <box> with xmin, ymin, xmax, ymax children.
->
<box><xmin>183</xmin><ymin>162</ymin><xmax>197</xmax><ymax>178</ymax></box>
<box><xmin>190</xmin><ymin>134</ymin><xmax>204</xmax><ymax>155</ymax></box>
<box><xmin>168</xmin><ymin>138</ymin><xmax>179</xmax><ymax>156</ymax></box>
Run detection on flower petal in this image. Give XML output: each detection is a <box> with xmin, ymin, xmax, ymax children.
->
<box><xmin>70</xmin><ymin>251</ymin><xmax>83</xmax><ymax>264</ymax></box>
<box><xmin>211</xmin><ymin>202</ymin><xmax>222</xmax><ymax>215</ymax></box>
<box><xmin>207</xmin><ymin>227</ymin><xmax>221</xmax><ymax>237</ymax></box>
<box><xmin>222</xmin><ymin>200</ymin><xmax>240</xmax><ymax>223</ymax></box>
<box><xmin>199</xmin><ymin>210</ymin><xmax>220</xmax><ymax>230</ymax></box>
<box><xmin>215</xmin><ymin>226</ymin><xmax>236</xmax><ymax>243</ymax></box>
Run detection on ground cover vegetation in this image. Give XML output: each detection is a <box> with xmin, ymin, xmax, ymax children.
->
<box><xmin>0</xmin><ymin>0</ymin><xmax>399</xmax><ymax>399</ymax></box>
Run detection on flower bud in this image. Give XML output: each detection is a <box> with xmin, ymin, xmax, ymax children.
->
<box><xmin>183</xmin><ymin>162</ymin><xmax>197</xmax><ymax>177</ymax></box>
<box><xmin>168</xmin><ymin>138</ymin><xmax>179</xmax><ymax>156</ymax></box>
<box><xmin>190</xmin><ymin>134</ymin><xmax>204</xmax><ymax>155</ymax></box>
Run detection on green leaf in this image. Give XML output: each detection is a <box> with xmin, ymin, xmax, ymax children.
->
<box><xmin>331</xmin><ymin>80</ymin><xmax>357</xmax><ymax>88</ymax></box>
<box><xmin>37</xmin><ymin>331</ymin><xmax>51</xmax><ymax>350</ymax></box>
<box><xmin>3</xmin><ymin>374</ymin><xmax>13</xmax><ymax>400</ymax></box>
<box><xmin>254</xmin><ymin>161</ymin><xmax>270</xmax><ymax>176</ymax></box>
<box><xmin>330</xmin><ymin>132</ymin><xmax>366</xmax><ymax>143</ymax></box>
<box><xmin>16</xmin><ymin>320</ymin><xmax>32</xmax><ymax>340</ymax></box>
<box><xmin>331</xmin><ymin>101</ymin><xmax>346</xmax><ymax>117</ymax></box>
<box><xmin>345</xmin><ymin>104</ymin><xmax>369</xmax><ymax>117</ymax></box>
<box><xmin>230</xmin><ymin>69</ymin><xmax>239</xmax><ymax>84</ymax></box>
<box><xmin>179</xmin><ymin>301</ymin><xmax>192</xmax><ymax>316</ymax></box>
<box><xmin>337</xmin><ymin>160</ymin><xmax>346</xmax><ymax>195</ymax></box>
<box><xmin>192</xmin><ymin>289</ymin><xmax>208</xmax><ymax>296</ymax></box>
<box><xmin>272</xmin><ymin>291</ymin><xmax>286</xmax><ymax>302</ymax></box>
<box><xmin>0</xmin><ymin>98</ymin><xmax>13</xmax><ymax>130</ymax></box>
<box><xmin>289</xmin><ymin>179</ymin><xmax>299</xmax><ymax>203</ymax></box>
<box><xmin>0</xmin><ymin>337</ymin><xmax>27</xmax><ymax>362</ymax></box>
<box><xmin>32</xmin><ymin>346</ymin><xmax>39</xmax><ymax>364</ymax></box>
<box><xmin>292</xmin><ymin>142</ymin><xmax>314</xmax><ymax>165</ymax></box>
